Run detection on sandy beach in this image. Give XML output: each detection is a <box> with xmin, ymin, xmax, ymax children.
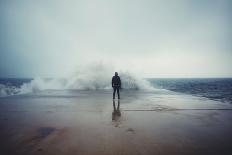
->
<box><xmin>0</xmin><ymin>90</ymin><xmax>232</xmax><ymax>155</ymax></box>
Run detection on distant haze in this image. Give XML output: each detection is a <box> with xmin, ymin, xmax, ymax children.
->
<box><xmin>0</xmin><ymin>0</ymin><xmax>231</xmax><ymax>78</ymax></box>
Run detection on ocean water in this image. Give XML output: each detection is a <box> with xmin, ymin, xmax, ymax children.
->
<box><xmin>149</xmin><ymin>78</ymin><xmax>232</xmax><ymax>104</ymax></box>
<box><xmin>0</xmin><ymin>78</ymin><xmax>232</xmax><ymax>104</ymax></box>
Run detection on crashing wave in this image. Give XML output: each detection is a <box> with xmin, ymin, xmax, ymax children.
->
<box><xmin>0</xmin><ymin>64</ymin><xmax>154</xmax><ymax>97</ymax></box>
<box><xmin>0</xmin><ymin>84</ymin><xmax>20</xmax><ymax>97</ymax></box>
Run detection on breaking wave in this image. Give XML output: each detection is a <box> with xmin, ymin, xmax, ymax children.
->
<box><xmin>0</xmin><ymin>84</ymin><xmax>21</xmax><ymax>97</ymax></box>
<box><xmin>0</xmin><ymin>63</ymin><xmax>154</xmax><ymax>97</ymax></box>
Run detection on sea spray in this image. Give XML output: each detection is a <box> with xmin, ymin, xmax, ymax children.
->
<box><xmin>65</xmin><ymin>63</ymin><xmax>113</xmax><ymax>90</ymax></box>
<box><xmin>0</xmin><ymin>63</ymin><xmax>154</xmax><ymax>97</ymax></box>
<box><xmin>0</xmin><ymin>84</ymin><xmax>20</xmax><ymax>96</ymax></box>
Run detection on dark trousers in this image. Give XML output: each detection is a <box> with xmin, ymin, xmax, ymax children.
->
<box><xmin>113</xmin><ymin>86</ymin><xmax>120</xmax><ymax>99</ymax></box>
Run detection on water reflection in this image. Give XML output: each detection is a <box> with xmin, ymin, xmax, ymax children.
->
<box><xmin>112</xmin><ymin>100</ymin><xmax>121</xmax><ymax>123</ymax></box>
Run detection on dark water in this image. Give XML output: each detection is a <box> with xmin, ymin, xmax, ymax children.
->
<box><xmin>0</xmin><ymin>78</ymin><xmax>32</xmax><ymax>87</ymax></box>
<box><xmin>0</xmin><ymin>78</ymin><xmax>232</xmax><ymax>104</ymax></box>
<box><xmin>149</xmin><ymin>78</ymin><xmax>232</xmax><ymax>104</ymax></box>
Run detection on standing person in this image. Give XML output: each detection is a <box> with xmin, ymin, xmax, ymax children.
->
<box><xmin>112</xmin><ymin>72</ymin><xmax>121</xmax><ymax>99</ymax></box>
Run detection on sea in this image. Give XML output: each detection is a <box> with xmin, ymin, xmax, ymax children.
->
<box><xmin>0</xmin><ymin>78</ymin><xmax>232</xmax><ymax>104</ymax></box>
<box><xmin>148</xmin><ymin>78</ymin><xmax>232</xmax><ymax>104</ymax></box>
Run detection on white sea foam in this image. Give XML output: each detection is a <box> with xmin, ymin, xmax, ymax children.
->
<box><xmin>0</xmin><ymin>84</ymin><xmax>20</xmax><ymax>97</ymax></box>
<box><xmin>0</xmin><ymin>63</ymin><xmax>154</xmax><ymax>97</ymax></box>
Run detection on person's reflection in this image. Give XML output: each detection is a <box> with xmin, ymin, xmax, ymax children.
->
<box><xmin>112</xmin><ymin>100</ymin><xmax>121</xmax><ymax>122</ymax></box>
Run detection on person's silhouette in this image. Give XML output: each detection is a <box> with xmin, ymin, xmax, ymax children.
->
<box><xmin>112</xmin><ymin>72</ymin><xmax>121</xmax><ymax>99</ymax></box>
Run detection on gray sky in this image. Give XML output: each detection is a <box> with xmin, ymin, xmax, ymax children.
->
<box><xmin>0</xmin><ymin>0</ymin><xmax>231</xmax><ymax>78</ymax></box>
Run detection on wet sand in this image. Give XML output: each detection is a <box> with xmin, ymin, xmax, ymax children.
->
<box><xmin>0</xmin><ymin>90</ymin><xmax>232</xmax><ymax>155</ymax></box>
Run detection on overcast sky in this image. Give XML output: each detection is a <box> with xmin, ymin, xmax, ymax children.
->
<box><xmin>0</xmin><ymin>0</ymin><xmax>231</xmax><ymax>78</ymax></box>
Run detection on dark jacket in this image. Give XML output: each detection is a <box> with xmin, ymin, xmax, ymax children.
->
<box><xmin>112</xmin><ymin>75</ymin><xmax>121</xmax><ymax>87</ymax></box>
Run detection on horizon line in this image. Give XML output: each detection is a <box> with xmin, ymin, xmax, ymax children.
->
<box><xmin>0</xmin><ymin>77</ymin><xmax>232</xmax><ymax>79</ymax></box>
